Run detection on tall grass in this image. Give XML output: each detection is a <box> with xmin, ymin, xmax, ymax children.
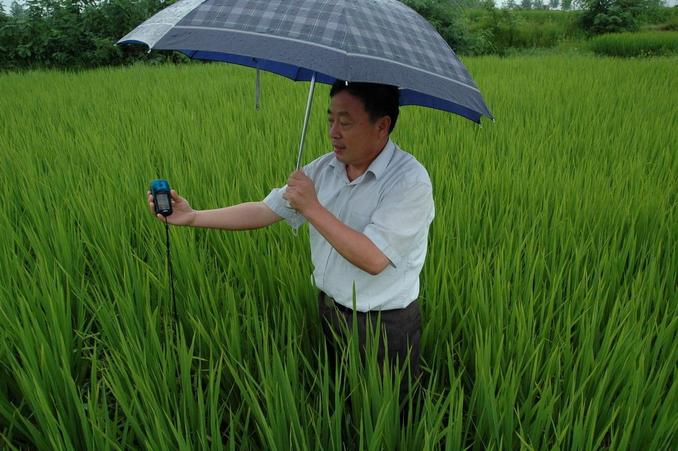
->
<box><xmin>589</xmin><ymin>31</ymin><xmax>678</xmax><ymax>57</ymax></box>
<box><xmin>0</xmin><ymin>56</ymin><xmax>676</xmax><ymax>449</ymax></box>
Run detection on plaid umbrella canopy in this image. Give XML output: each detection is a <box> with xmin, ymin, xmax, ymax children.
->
<box><xmin>119</xmin><ymin>0</ymin><xmax>493</xmax><ymax>166</ymax></box>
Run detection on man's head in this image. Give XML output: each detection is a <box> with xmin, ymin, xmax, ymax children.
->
<box><xmin>327</xmin><ymin>81</ymin><xmax>400</xmax><ymax>170</ymax></box>
<box><xmin>329</xmin><ymin>81</ymin><xmax>400</xmax><ymax>133</ymax></box>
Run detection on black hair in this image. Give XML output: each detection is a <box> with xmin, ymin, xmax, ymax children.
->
<box><xmin>329</xmin><ymin>81</ymin><xmax>400</xmax><ymax>133</ymax></box>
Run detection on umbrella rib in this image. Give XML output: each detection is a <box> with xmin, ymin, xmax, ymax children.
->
<box><xmin>171</xmin><ymin>25</ymin><xmax>482</xmax><ymax>93</ymax></box>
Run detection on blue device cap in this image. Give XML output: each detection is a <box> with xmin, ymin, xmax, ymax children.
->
<box><xmin>150</xmin><ymin>179</ymin><xmax>170</xmax><ymax>192</ymax></box>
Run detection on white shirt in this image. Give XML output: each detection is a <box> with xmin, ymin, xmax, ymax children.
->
<box><xmin>263</xmin><ymin>140</ymin><xmax>435</xmax><ymax>312</ymax></box>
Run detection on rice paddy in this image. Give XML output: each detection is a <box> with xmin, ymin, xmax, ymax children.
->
<box><xmin>0</xmin><ymin>55</ymin><xmax>676</xmax><ymax>449</ymax></box>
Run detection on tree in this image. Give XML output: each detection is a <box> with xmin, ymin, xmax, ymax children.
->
<box><xmin>578</xmin><ymin>0</ymin><xmax>657</xmax><ymax>34</ymax></box>
<box><xmin>549</xmin><ymin>0</ymin><xmax>560</xmax><ymax>8</ymax></box>
<box><xmin>0</xmin><ymin>0</ymin><xmax>183</xmax><ymax>69</ymax></box>
<box><xmin>401</xmin><ymin>0</ymin><xmax>477</xmax><ymax>53</ymax></box>
<box><xmin>562</xmin><ymin>0</ymin><xmax>573</xmax><ymax>9</ymax></box>
<box><xmin>9</xmin><ymin>0</ymin><xmax>25</xmax><ymax>17</ymax></box>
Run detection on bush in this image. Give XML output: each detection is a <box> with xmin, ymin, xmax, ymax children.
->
<box><xmin>466</xmin><ymin>8</ymin><xmax>583</xmax><ymax>54</ymax></box>
<box><xmin>0</xmin><ymin>0</ymin><xmax>181</xmax><ymax>71</ymax></box>
<box><xmin>589</xmin><ymin>30</ymin><xmax>678</xmax><ymax>56</ymax></box>
<box><xmin>579</xmin><ymin>0</ymin><xmax>664</xmax><ymax>35</ymax></box>
<box><xmin>402</xmin><ymin>0</ymin><xmax>493</xmax><ymax>55</ymax></box>
<box><xmin>660</xmin><ymin>15</ymin><xmax>678</xmax><ymax>31</ymax></box>
<box><xmin>635</xmin><ymin>4</ymin><xmax>678</xmax><ymax>25</ymax></box>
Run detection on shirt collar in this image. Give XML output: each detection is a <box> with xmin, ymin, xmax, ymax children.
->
<box><xmin>329</xmin><ymin>139</ymin><xmax>395</xmax><ymax>181</ymax></box>
<box><xmin>367</xmin><ymin>139</ymin><xmax>395</xmax><ymax>180</ymax></box>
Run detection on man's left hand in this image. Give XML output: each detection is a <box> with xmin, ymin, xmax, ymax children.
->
<box><xmin>283</xmin><ymin>170</ymin><xmax>320</xmax><ymax>216</ymax></box>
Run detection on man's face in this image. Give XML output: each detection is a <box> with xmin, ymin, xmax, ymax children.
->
<box><xmin>327</xmin><ymin>90</ymin><xmax>389</xmax><ymax>168</ymax></box>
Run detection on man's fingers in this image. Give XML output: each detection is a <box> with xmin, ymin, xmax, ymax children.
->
<box><xmin>288</xmin><ymin>172</ymin><xmax>309</xmax><ymax>188</ymax></box>
<box><xmin>288</xmin><ymin>170</ymin><xmax>303</xmax><ymax>181</ymax></box>
<box><xmin>283</xmin><ymin>188</ymin><xmax>298</xmax><ymax>202</ymax></box>
<box><xmin>170</xmin><ymin>189</ymin><xmax>182</xmax><ymax>202</ymax></box>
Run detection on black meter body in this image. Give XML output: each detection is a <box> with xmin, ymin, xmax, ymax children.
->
<box><xmin>150</xmin><ymin>179</ymin><xmax>173</xmax><ymax>217</ymax></box>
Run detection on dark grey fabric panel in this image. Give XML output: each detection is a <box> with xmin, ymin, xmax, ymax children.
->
<box><xmin>119</xmin><ymin>0</ymin><xmax>493</xmax><ymax>121</ymax></box>
<box><xmin>156</xmin><ymin>26</ymin><xmax>491</xmax><ymax>118</ymax></box>
<box><xmin>176</xmin><ymin>0</ymin><xmax>475</xmax><ymax>87</ymax></box>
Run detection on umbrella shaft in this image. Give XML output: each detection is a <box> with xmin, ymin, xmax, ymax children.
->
<box><xmin>296</xmin><ymin>72</ymin><xmax>316</xmax><ymax>170</ymax></box>
<box><xmin>255</xmin><ymin>69</ymin><xmax>261</xmax><ymax>110</ymax></box>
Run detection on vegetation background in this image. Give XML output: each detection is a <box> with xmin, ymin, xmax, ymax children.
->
<box><xmin>0</xmin><ymin>0</ymin><xmax>677</xmax><ymax>69</ymax></box>
<box><xmin>0</xmin><ymin>0</ymin><xmax>676</xmax><ymax>449</ymax></box>
<box><xmin>1</xmin><ymin>57</ymin><xmax>676</xmax><ymax>450</ymax></box>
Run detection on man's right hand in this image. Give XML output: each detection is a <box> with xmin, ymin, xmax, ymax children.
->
<box><xmin>147</xmin><ymin>189</ymin><xmax>197</xmax><ymax>226</ymax></box>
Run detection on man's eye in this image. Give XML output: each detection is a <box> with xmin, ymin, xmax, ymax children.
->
<box><xmin>340</xmin><ymin>122</ymin><xmax>351</xmax><ymax>127</ymax></box>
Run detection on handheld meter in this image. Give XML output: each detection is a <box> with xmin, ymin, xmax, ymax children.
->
<box><xmin>149</xmin><ymin>179</ymin><xmax>178</xmax><ymax>331</ymax></box>
<box><xmin>150</xmin><ymin>179</ymin><xmax>173</xmax><ymax>217</ymax></box>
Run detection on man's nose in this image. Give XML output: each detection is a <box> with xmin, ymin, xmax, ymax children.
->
<box><xmin>328</xmin><ymin>121</ymin><xmax>340</xmax><ymax>138</ymax></box>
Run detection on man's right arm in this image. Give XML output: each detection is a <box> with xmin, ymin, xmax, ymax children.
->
<box><xmin>192</xmin><ymin>202</ymin><xmax>282</xmax><ymax>230</ymax></box>
<box><xmin>147</xmin><ymin>190</ymin><xmax>282</xmax><ymax>230</ymax></box>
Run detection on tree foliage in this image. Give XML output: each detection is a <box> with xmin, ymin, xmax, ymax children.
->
<box><xmin>0</xmin><ymin>0</ymin><xmax>181</xmax><ymax>70</ymax></box>
<box><xmin>0</xmin><ymin>0</ymin><xmax>674</xmax><ymax>71</ymax></box>
<box><xmin>401</xmin><ymin>0</ymin><xmax>492</xmax><ymax>54</ymax></box>
<box><xmin>578</xmin><ymin>0</ymin><xmax>664</xmax><ymax>34</ymax></box>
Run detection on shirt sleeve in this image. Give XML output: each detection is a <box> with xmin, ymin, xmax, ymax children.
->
<box><xmin>362</xmin><ymin>180</ymin><xmax>435</xmax><ymax>268</ymax></box>
<box><xmin>263</xmin><ymin>185</ymin><xmax>306</xmax><ymax>230</ymax></box>
<box><xmin>262</xmin><ymin>155</ymin><xmax>330</xmax><ymax>231</ymax></box>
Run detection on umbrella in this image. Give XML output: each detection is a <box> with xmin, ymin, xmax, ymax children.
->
<box><xmin>118</xmin><ymin>0</ymin><xmax>493</xmax><ymax>169</ymax></box>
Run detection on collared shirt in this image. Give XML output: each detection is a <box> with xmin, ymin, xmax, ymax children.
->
<box><xmin>263</xmin><ymin>140</ymin><xmax>435</xmax><ymax>312</ymax></box>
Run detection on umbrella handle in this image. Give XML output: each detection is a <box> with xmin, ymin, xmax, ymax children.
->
<box><xmin>286</xmin><ymin>72</ymin><xmax>317</xmax><ymax>211</ymax></box>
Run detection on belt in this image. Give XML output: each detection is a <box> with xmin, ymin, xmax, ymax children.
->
<box><xmin>319</xmin><ymin>291</ymin><xmax>416</xmax><ymax>313</ymax></box>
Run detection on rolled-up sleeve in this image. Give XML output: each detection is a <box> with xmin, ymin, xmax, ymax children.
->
<box><xmin>363</xmin><ymin>181</ymin><xmax>435</xmax><ymax>268</ymax></box>
<box><xmin>263</xmin><ymin>156</ymin><xmax>330</xmax><ymax>231</ymax></box>
<box><xmin>263</xmin><ymin>186</ymin><xmax>306</xmax><ymax>230</ymax></box>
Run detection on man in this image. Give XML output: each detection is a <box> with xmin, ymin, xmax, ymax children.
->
<box><xmin>147</xmin><ymin>81</ymin><xmax>434</xmax><ymax>394</ymax></box>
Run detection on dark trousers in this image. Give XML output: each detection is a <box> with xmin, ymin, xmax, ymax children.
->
<box><xmin>317</xmin><ymin>291</ymin><xmax>422</xmax><ymax>402</ymax></box>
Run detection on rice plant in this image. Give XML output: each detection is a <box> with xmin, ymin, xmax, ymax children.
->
<box><xmin>0</xmin><ymin>55</ymin><xmax>676</xmax><ymax>449</ymax></box>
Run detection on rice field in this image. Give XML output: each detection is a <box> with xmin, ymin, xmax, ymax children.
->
<box><xmin>0</xmin><ymin>55</ymin><xmax>676</xmax><ymax>450</ymax></box>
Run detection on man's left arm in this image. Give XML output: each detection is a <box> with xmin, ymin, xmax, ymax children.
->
<box><xmin>306</xmin><ymin>206</ymin><xmax>390</xmax><ymax>275</ymax></box>
<box><xmin>283</xmin><ymin>170</ymin><xmax>433</xmax><ymax>275</ymax></box>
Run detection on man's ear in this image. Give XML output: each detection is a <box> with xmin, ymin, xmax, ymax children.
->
<box><xmin>377</xmin><ymin>116</ymin><xmax>392</xmax><ymax>136</ymax></box>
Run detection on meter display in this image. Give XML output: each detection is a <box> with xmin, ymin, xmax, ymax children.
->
<box><xmin>150</xmin><ymin>179</ymin><xmax>173</xmax><ymax>217</ymax></box>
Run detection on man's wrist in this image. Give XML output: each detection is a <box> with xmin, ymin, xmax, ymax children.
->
<box><xmin>302</xmin><ymin>202</ymin><xmax>325</xmax><ymax>223</ymax></box>
<box><xmin>188</xmin><ymin>210</ymin><xmax>199</xmax><ymax>227</ymax></box>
